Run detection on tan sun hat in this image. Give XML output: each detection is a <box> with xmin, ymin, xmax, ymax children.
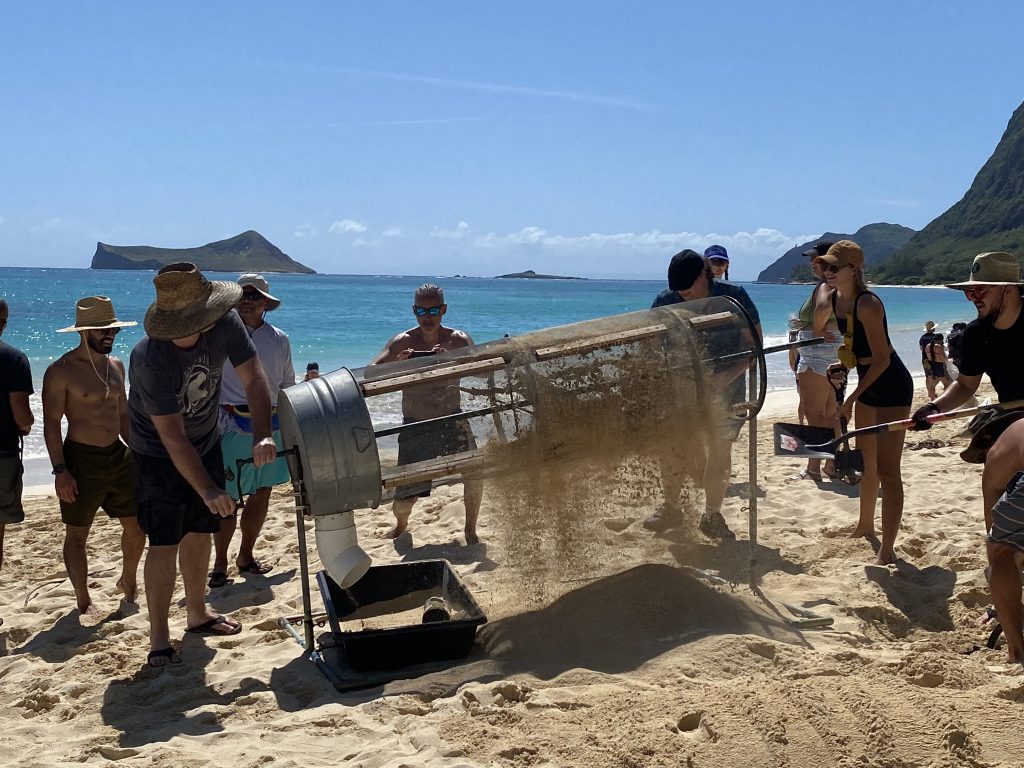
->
<box><xmin>946</xmin><ymin>251</ymin><xmax>1024</xmax><ymax>288</ymax></box>
<box><xmin>237</xmin><ymin>273</ymin><xmax>281</xmax><ymax>311</ymax></box>
<box><xmin>57</xmin><ymin>296</ymin><xmax>138</xmax><ymax>333</ymax></box>
<box><xmin>924</xmin><ymin>320</ymin><xmax>936</xmax><ymax>332</ymax></box>
<box><xmin>144</xmin><ymin>262</ymin><xmax>243</xmax><ymax>341</ymax></box>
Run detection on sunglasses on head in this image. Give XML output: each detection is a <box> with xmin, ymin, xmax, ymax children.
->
<box><xmin>413</xmin><ymin>305</ymin><xmax>443</xmax><ymax>317</ymax></box>
<box><xmin>963</xmin><ymin>286</ymin><xmax>992</xmax><ymax>301</ymax></box>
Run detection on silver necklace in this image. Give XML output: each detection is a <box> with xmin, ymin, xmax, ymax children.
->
<box><xmin>86</xmin><ymin>348</ymin><xmax>111</xmax><ymax>399</ymax></box>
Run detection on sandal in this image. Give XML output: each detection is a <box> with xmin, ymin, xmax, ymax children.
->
<box><xmin>237</xmin><ymin>559</ymin><xmax>273</xmax><ymax>575</ymax></box>
<box><xmin>799</xmin><ymin>469</ymin><xmax>823</xmax><ymax>481</ymax></box>
<box><xmin>207</xmin><ymin>570</ymin><xmax>228</xmax><ymax>589</ymax></box>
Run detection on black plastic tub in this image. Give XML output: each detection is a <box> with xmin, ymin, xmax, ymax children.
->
<box><xmin>316</xmin><ymin>559</ymin><xmax>487</xmax><ymax>670</ymax></box>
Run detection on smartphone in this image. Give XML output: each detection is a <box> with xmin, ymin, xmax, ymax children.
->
<box><xmin>409</xmin><ymin>349</ymin><xmax>438</xmax><ymax>358</ymax></box>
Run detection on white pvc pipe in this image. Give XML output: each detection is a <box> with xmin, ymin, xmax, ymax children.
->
<box><xmin>313</xmin><ymin>511</ymin><xmax>371</xmax><ymax>588</ymax></box>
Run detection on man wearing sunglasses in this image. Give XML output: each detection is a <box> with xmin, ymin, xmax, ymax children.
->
<box><xmin>912</xmin><ymin>252</ymin><xmax>1024</xmax><ymax>429</ymax></box>
<box><xmin>911</xmin><ymin>251</ymin><xmax>1024</xmax><ymax>663</ymax></box>
<box><xmin>369</xmin><ymin>284</ymin><xmax>482</xmax><ymax>544</ymax></box>
<box><xmin>42</xmin><ymin>296</ymin><xmax>144</xmax><ymax>617</ymax></box>
<box><xmin>211</xmin><ymin>274</ymin><xmax>295</xmax><ymax>587</ymax></box>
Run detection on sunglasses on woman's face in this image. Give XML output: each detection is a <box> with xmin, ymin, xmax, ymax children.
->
<box><xmin>821</xmin><ymin>263</ymin><xmax>846</xmax><ymax>274</ymax></box>
<box><xmin>963</xmin><ymin>286</ymin><xmax>991</xmax><ymax>301</ymax></box>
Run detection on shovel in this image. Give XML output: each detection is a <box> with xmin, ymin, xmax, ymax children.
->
<box><xmin>774</xmin><ymin>399</ymin><xmax>1024</xmax><ymax>459</ymax></box>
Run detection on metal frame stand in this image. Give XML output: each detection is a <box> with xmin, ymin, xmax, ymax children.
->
<box><xmin>274</xmin><ymin>451</ymin><xmax>348</xmax><ymax>689</ymax></box>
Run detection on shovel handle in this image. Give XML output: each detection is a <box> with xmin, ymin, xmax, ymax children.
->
<box><xmin>806</xmin><ymin>398</ymin><xmax>1024</xmax><ymax>453</ymax></box>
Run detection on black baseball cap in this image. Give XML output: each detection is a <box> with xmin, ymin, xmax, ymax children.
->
<box><xmin>667</xmin><ymin>249</ymin><xmax>706</xmax><ymax>291</ymax></box>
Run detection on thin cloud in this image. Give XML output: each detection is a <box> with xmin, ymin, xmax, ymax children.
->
<box><xmin>382</xmin><ymin>227</ymin><xmax>403</xmax><ymax>238</ymax></box>
<box><xmin>280</xmin><ymin>62</ymin><xmax>659</xmax><ymax>111</ymax></box>
<box><xmin>431</xmin><ymin>221</ymin><xmax>470</xmax><ymax>240</ymax></box>
<box><xmin>328</xmin><ymin>219</ymin><xmax>368</xmax><ymax>234</ymax></box>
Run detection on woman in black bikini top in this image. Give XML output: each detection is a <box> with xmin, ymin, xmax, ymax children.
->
<box><xmin>814</xmin><ymin>240</ymin><xmax>913</xmax><ymax>567</ymax></box>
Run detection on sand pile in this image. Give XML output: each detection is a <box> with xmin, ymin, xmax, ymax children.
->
<box><xmin>5</xmin><ymin>368</ymin><xmax>1024</xmax><ymax>765</ymax></box>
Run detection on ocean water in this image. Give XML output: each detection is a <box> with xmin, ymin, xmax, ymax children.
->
<box><xmin>1</xmin><ymin>267</ymin><xmax>975</xmax><ymax>464</ymax></box>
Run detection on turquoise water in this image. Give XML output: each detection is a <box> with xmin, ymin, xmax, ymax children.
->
<box><xmin>1</xmin><ymin>267</ymin><xmax>975</xmax><ymax>464</ymax></box>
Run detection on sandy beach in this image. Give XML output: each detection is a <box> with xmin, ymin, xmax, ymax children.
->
<box><xmin>3</xmin><ymin>381</ymin><xmax>1024</xmax><ymax>767</ymax></box>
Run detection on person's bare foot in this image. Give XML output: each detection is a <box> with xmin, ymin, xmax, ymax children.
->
<box><xmin>875</xmin><ymin>550</ymin><xmax>898</xmax><ymax>566</ymax></box>
<box><xmin>465</xmin><ymin>529</ymin><xmax>479</xmax><ymax>545</ymax></box>
<box><xmin>76</xmin><ymin>594</ymin><xmax>99</xmax><ymax>617</ymax></box>
<box><xmin>848</xmin><ymin>526</ymin><xmax>877</xmax><ymax>539</ymax></box>
<box><xmin>116</xmin><ymin>577</ymin><xmax>138</xmax><ymax>604</ymax></box>
<box><xmin>383</xmin><ymin>520</ymin><xmax>408</xmax><ymax>539</ymax></box>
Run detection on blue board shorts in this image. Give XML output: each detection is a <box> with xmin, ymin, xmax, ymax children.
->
<box><xmin>221</xmin><ymin>429</ymin><xmax>289</xmax><ymax>496</ymax></box>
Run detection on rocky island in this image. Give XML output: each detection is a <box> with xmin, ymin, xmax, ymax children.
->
<box><xmin>494</xmin><ymin>269</ymin><xmax>584</xmax><ymax>280</ymax></box>
<box><xmin>90</xmin><ymin>230</ymin><xmax>315</xmax><ymax>274</ymax></box>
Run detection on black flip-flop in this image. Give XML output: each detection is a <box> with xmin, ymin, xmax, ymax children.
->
<box><xmin>207</xmin><ymin>570</ymin><xmax>228</xmax><ymax>589</ymax></box>
<box><xmin>237</xmin><ymin>560</ymin><xmax>272</xmax><ymax>575</ymax></box>
<box><xmin>186</xmin><ymin>615</ymin><xmax>242</xmax><ymax>636</ymax></box>
<box><xmin>147</xmin><ymin>647</ymin><xmax>182</xmax><ymax>668</ymax></box>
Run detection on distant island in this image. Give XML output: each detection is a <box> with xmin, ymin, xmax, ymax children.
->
<box><xmin>90</xmin><ymin>230</ymin><xmax>316</xmax><ymax>274</ymax></box>
<box><xmin>494</xmin><ymin>269</ymin><xmax>584</xmax><ymax>280</ymax></box>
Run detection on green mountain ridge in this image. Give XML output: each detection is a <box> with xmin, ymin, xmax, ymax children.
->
<box><xmin>872</xmin><ymin>100</ymin><xmax>1024</xmax><ymax>284</ymax></box>
<box><xmin>756</xmin><ymin>223</ymin><xmax>916</xmax><ymax>283</ymax></box>
<box><xmin>90</xmin><ymin>230</ymin><xmax>315</xmax><ymax>274</ymax></box>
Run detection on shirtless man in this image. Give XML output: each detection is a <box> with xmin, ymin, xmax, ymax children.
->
<box><xmin>43</xmin><ymin>297</ymin><xmax>145</xmax><ymax>615</ymax></box>
<box><xmin>368</xmin><ymin>284</ymin><xmax>482</xmax><ymax>544</ymax></box>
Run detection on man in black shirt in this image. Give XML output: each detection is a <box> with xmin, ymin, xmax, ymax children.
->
<box><xmin>644</xmin><ymin>250</ymin><xmax>762</xmax><ymax>540</ymax></box>
<box><xmin>919</xmin><ymin>321</ymin><xmax>939</xmax><ymax>399</ymax></box>
<box><xmin>911</xmin><ymin>251</ymin><xmax>1024</xmax><ymax>662</ymax></box>
<box><xmin>0</xmin><ymin>299</ymin><xmax>35</xmax><ymax>588</ymax></box>
<box><xmin>912</xmin><ymin>252</ymin><xmax>1024</xmax><ymax>418</ymax></box>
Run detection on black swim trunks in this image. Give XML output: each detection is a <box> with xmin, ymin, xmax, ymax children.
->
<box><xmin>395</xmin><ymin>418</ymin><xmax>476</xmax><ymax>499</ymax></box>
<box><xmin>0</xmin><ymin>453</ymin><xmax>25</xmax><ymax>525</ymax></box>
<box><xmin>930</xmin><ymin>362</ymin><xmax>948</xmax><ymax>379</ymax></box>
<box><xmin>134</xmin><ymin>442</ymin><xmax>225</xmax><ymax>546</ymax></box>
<box><xmin>60</xmin><ymin>440</ymin><xmax>136</xmax><ymax>527</ymax></box>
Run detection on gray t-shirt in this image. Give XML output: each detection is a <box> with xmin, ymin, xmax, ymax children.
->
<box><xmin>128</xmin><ymin>311</ymin><xmax>257</xmax><ymax>458</ymax></box>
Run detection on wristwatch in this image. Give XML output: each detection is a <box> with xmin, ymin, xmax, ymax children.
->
<box><xmin>51</xmin><ymin>463</ymin><xmax>66</xmax><ymax>475</ymax></box>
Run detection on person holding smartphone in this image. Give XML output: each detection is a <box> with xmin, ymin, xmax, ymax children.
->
<box><xmin>368</xmin><ymin>284</ymin><xmax>482</xmax><ymax>544</ymax></box>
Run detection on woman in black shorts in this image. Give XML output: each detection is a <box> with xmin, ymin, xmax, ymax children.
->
<box><xmin>815</xmin><ymin>241</ymin><xmax>913</xmax><ymax>565</ymax></box>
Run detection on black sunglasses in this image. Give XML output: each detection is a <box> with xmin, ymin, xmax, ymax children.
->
<box><xmin>241</xmin><ymin>289</ymin><xmax>265</xmax><ymax>300</ymax></box>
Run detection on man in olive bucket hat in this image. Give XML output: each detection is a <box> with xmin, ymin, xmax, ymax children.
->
<box><xmin>210</xmin><ymin>274</ymin><xmax>295</xmax><ymax>588</ymax></box>
<box><xmin>127</xmin><ymin>263</ymin><xmax>276</xmax><ymax>668</ymax></box>
<box><xmin>911</xmin><ymin>251</ymin><xmax>1024</xmax><ymax>662</ymax></box>
<box><xmin>42</xmin><ymin>296</ymin><xmax>144</xmax><ymax>617</ymax></box>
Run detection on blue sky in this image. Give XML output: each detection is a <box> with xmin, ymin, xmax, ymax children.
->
<box><xmin>2</xmin><ymin>2</ymin><xmax>1022</xmax><ymax>280</ymax></box>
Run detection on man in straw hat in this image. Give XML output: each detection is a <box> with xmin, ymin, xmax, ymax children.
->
<box><xmin>42</xmin><ymin>296</ymin><xmax>144</xmax><ymax>616</ymax></box>
<box><xmin>210</xmin><ymin>274</ymin><xmax>294</xmax><ymax>587</ymax></box>
<box><xmin>911</xmin><ymin>251</ymin><xmax>1024</xmax><ymax>661</ymax></box>
<box><xmin>128</xmin><ymin>263</ymin><xmax>276</xmax><ymax>667</ymax></box>
<box><xmin>0</xmin><ymin>299</ymin><xmax>35</xmax><ymax>620</ymax></box>
<box><xmin>920</xmin><ymin>320</ymin><xmax>939</xmax><ymax>399</ymax></box>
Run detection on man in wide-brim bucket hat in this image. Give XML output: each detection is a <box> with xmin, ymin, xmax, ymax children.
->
<box><xmin>127</xmin><ymin>262</ymin><xmax>277</xmax><ymax>669</ymax></box>
<box><xmin>910</xmin><ymin>251</ymin><xmax>1024</xmax><ymax>662</ymax></box>
<box><xmin>912</xmin><ymin>251</ymin><xmax>1024</xmax><ymax>454</ymax></box>
<box><xmin>143</xmin><ymin>262</ymin><xmax>244</xmax><ymax>341</ymax></box>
